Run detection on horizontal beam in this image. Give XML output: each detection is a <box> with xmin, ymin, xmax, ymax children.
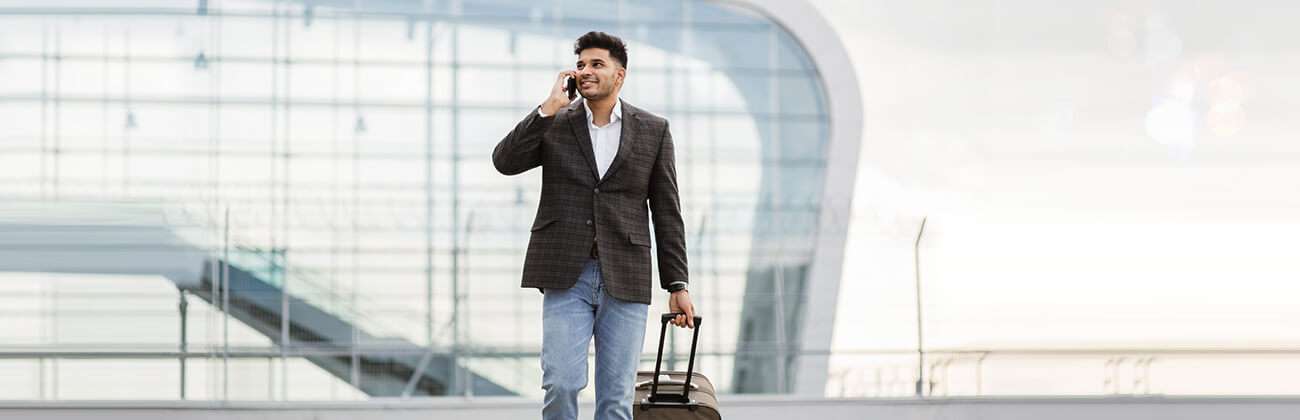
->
<box><xmin>3</xmin><ymin>346</ymin><xmax>1300</xmax><ymax>359</ymax></box>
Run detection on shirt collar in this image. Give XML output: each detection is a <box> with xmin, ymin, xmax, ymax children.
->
<box><xmin>583</xmin><ymin>97</ymin><xmax>622</xmax><ymax>128</ymax></box>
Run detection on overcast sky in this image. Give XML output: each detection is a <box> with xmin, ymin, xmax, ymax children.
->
<box><xmin>812</xmin><ymin>0</ymin><xmax>1300</xmax><ymax>395</ymax></box>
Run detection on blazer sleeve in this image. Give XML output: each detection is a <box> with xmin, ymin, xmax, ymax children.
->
<box><xmin>647</xmin><ymin>121</ymin><xmax>689</xmax><ymax>291</ymax></box>
<box><xmin>492</xmin><ymin>108</ymin><xmax>554</xmax><ymax>176</ymax></box>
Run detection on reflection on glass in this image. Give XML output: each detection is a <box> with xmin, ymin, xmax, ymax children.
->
<box><xmin>0</xmin><ymin>0</ymin><xmax>829</xmax><ymax>400</ymax></box>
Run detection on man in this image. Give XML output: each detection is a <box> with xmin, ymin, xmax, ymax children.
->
<box><xmin>492</xmin><ymin>31</ymin><xmax>695</xmax><ymax>420</ymax></box>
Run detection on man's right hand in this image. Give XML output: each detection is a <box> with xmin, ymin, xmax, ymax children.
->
<box><xmin>540</xmin><ymin>70</ymin><xmax>577</xmax><ymax>117</ymax></box>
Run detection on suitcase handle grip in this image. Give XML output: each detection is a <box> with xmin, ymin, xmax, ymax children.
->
<box><xmin>661</xmin><ymin>313</ymin><xmax>703</xmax><ymax>325</ymax></box>
<box><xmin>650</xmin><ymin>312</ymin><xmax>702</xmax><ymax>403</ymax></box>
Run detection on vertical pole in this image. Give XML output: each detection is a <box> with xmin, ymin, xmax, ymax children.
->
<box><xmin>449</xmin><ymin>0</ymin><xmax>463</xmax><ymax>396</ymax></box>
<box><xmin>766</xmin><ymin>25</ymin><xmax>789</xmax><ymax>394</ymax></box>
<box><xmin>328</xmin><ymin>4</ymin><xmax>342</xmax><ymax>403</ymax></box>
<box><xmin>462</xmin><ymin>211</ymin><xmax>475</xmax><ymax>397</ymax></box>
<box><xmin>913</xmin><ymin>216</ymin><xmax>927</xmax><ymax>398</ymax></box>
<box><xmin>267</xmin><ymin>356</ymin><xmax>275</xmax><ymax>400</ymax></box>
<box><xmin>277</xmin><ymin>0</ymin><xmax>293</xmax><ymax>400</ymax></box>
<box><xmin>205</xmin><ymin>0</ymin><xmax>224</xmax><ymax>400</ymax></box>
<box><xmin>223</xmin><ymin>207</ymin><xmax>231</xmax><ymax>400</ymax></box>
<box><xmin>349</xmin><ymin>3</ymin><xmax>362</xmax><ymax>392</ymax></box>
<box><xmin>38</xmin><ymin>287</ymin><xmax>45</xmax><ymax>399</ymax></box>
<box><xmin>283</xmin><ymin>0</ymin><xmax>296</xmax><ymax>400</ymax></box>
<box><xmin>422</xmin><ymin>0</ymin><xmax>436</xmax><ymax>353</ymax></box>
<box><xmin>179</xmin><ymin>289</ymin><xmax>189</xmax><ymax>400</ymax></box>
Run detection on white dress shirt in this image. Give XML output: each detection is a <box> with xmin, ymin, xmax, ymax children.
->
<box><xmin>538</xmin><ymin>98</ymin><xmax>623</xmax><ymax>179</ymax></box>
<box><xmin>584</xmin><ymin>98</ymin><xmax>623</xmax><ymax>179</ymax></box>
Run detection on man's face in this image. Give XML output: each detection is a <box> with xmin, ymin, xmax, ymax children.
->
<box><xmin>575</xmin><ymin>48</ymin><xmax>624</xmax><ymax>101</ymax></box>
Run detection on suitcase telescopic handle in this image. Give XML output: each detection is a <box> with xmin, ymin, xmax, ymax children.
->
<box><xmin>636</xmin><ymin>378</ymin><xmax>699</xmax><ymax>390</ymax></box>
<box><xmin>650</xmin><ymin>312</ymin><xmax>703</xmax><ymax>403</ymax></box>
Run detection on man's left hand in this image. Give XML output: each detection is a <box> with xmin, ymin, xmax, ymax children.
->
<box><xmin>668</xmin><ymin>290</ymin><xmax>695</xmax><ymax>328</ymax></box>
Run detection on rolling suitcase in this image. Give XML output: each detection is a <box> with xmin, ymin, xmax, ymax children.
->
<box><xmin>633</xmin><ymin>313</ymin><xmax>721</xmax><ymax>420</ymax></box>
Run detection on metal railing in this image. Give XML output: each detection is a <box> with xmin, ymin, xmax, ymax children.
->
<box><xmin>3</xmin><ymin>345</ymin><xmax>1299</xmax><ymax>400</ymax></box>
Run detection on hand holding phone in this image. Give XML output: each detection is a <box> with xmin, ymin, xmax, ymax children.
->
<box><xmin>541</xmin><ymin>70</ymin><xmax>578</xmax><ymax>116</ymax></box>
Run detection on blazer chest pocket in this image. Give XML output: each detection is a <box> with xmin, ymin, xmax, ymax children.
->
<box><xmin>531</xmin><ymin>218</ymin><xmax>558</xmax><ymax>232</ymax></box>
<box><xmin>628</xmin><ymin>232</ymin><xmax>651</xmax><ymax>247</ymax></box>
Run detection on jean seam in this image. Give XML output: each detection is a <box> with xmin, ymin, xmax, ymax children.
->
<box><xmin>592</xmin><ymin>259</ymin><xmax>604</xmax><ymax>306</ymax></box>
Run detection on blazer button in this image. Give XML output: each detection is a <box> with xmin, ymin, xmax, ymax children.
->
<box><xmin>594</xmin><ymin>188</ymin><xmax>600</xmax><ymax>194</ymax></box>
<box><xmin>586</xmin><ymin>219</ymin><xmax>592</xmax><ymax>226</ymax></box>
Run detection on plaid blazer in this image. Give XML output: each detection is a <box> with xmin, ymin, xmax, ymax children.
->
<box><xmin>492</xmin><ymin>99</ymin><xmax>687</xmax><ymax>304</ymax></box>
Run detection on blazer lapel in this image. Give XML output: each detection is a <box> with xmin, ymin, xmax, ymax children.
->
<box><xmin>599</xmin><ymin>101</ymin><xmax>640</xmax><ymax>185</ymax></box>
<box><xmin>567</xmin><ymin>101</ymin><xmax>600</xmax><ymax>181</ymax></box>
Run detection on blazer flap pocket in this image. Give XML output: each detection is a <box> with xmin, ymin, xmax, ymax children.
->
<box><xmin>531</xmin><ymin>217</ymin><xmax>559</xmax><ymax>232</ymax></box>
<box><xmin>628</xmin><ymin>232</ymin><xmax>651</xmax><ymax>247</ymax></box>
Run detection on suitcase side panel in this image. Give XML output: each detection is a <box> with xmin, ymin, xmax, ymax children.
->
<box><xmin>633</xmin><ymin>371</ymin><xmax>719</xmax><ymax>420</ymax></box>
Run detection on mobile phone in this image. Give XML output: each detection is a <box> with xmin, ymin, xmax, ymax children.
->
<box><xmin>565</xmin><ymin>76</ymin><xmax>578</xmax><ymax>101</ymax></box>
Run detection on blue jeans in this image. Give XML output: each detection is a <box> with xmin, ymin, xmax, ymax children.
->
<box><xmin>542</xmin><ymin>258</ymin><xmax>649</xmax><ymax>420</ymax></box>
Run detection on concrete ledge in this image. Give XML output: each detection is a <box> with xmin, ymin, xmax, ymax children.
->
<box><xmin>5</xmin><ymin>395</ymin><xmax>1300</xmax><ymax>420</ymax></box>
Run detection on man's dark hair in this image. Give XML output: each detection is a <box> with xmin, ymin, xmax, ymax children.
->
<box><xmin>574</xmin><ymin>31</ymin><xmax>628</xmax><ymax>68</ymax></box>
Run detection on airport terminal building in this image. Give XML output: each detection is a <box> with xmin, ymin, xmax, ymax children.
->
<box><xmin>0</xmin><ymin>0</ymin><xmax>858</xmax><ymax>400</ymax></box>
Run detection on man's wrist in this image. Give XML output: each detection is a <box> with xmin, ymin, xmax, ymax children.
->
<box><xmin>667</xmin><ymin>281</ymin><xmax>688</xmax><ymax>293</ymax></box>
<box><xmin>539</xmin><ymin>97</ymin><xmax>568</xmax><ymax>117</ymax></box>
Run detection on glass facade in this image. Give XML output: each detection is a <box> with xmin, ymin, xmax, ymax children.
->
<box><xmin>0</xmin><ymin>0</ymin><xmax>830</xmax><ymax>399</ymax></box>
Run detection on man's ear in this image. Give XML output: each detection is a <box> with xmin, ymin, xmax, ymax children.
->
<box><xmin>616</xmin><ymin>67</ymin><xmax>626</xmax><ymax>85</ymax></box>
